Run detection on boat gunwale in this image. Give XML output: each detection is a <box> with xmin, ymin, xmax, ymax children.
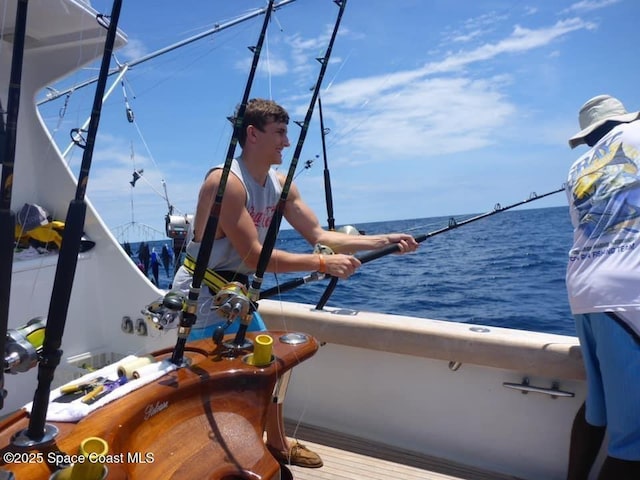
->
<box><xmin>259</xmin><ymin>299</ymin><xmax>585</xmax><ymax>380</ymax></box>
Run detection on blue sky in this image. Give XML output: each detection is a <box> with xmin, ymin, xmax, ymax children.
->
<box><xmin>38</xmin><ymin>0</ymin><xmax>639</xmax><ymax>240</ymax></box>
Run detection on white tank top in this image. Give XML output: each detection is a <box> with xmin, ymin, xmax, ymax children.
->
<box><xmin>185</xmin><ymin>157</ymin><xmax>282</xmax><ymax>275</ymax></box>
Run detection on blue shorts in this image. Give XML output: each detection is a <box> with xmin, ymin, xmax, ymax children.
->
<box><xmin>574</xmin><ymin>312</ymin><xmax>640</xmax><ymax>460</ymax></box>
<box><xmin>172</xmin><ymin>265</ymin><xmax>267</xmax><ymax>340</ymax></box>
<box><xmin>188</xmin><ymin>311</ymin><xmax>267</xmax><ymax>341</ymax></box>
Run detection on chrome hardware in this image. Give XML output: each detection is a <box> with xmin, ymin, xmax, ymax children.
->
<box><xmin>469</xmin><ymin>327</ymin><xmax>490</xmax><ymax>333</ymax></box>
<box><xmin>279</xmin><ymin>333</ymin><xmax>309</xmax><ymax>345</ymax></box>
<box><xmin>135</xmin><ymin>318</ymin><xmax>148</xmax><ymax>336</ymax></box>
<box><xmin>448</xmin><ymin>361</ymin><xmax>462</xmax><ymax>371</ymax></box>
<box><xmin>121</xmin><ymin>316</ymin><xmax>134</xmax><ymax>334</ymax></box>
<box><xmin>141</xmin><ymin>292</ymin><xmax>184</xmax><ymax>330</ymax></box>
<box><xmin>503</xmin><ymin>377</ymin><xmax>575</xmax><ymax>398</ymax></box>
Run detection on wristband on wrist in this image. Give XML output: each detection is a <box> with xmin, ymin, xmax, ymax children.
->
<box><xmin>317</xmin><ymin>253</ymin><xmax>326</xmax><ymax>273</ymax></box>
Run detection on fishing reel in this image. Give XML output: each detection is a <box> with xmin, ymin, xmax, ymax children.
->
<box><xmin>211</xmin><ymin>282</ymin><xmax>254</xmax><ymax>346</ymax></box>
<box><xmin>141</xmin><ymin>291</ymin><xmax>185</xmax><ymax>330</ymax></box>
<box><xmin>336</xmin><ymin>224</ymin><xmax>362</xmax><ymax>236</ymax></box>
<box><xmin>313</xmin><ymin>243</ymin><xmax>334</xmax><ymax>255</ymax></box>
<box><xmin>311</xmin><ymin>224</ymin><xmax>360</xmax><ymax>257</ymax></box>
<box><xmin>4</xmin><ymin>317</ymin><xmax>46</xmax><ymax>374</ymax></box>
<box><xmin>212</xmin><ymin>282</ymin><xmax>253</xmax><ymax>323</ymax></box>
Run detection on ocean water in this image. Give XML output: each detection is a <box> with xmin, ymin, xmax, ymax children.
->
<box><xmin>132</xmin><ymin>205</ymin><xmax>576</xmax><ymax>337</ymax></box>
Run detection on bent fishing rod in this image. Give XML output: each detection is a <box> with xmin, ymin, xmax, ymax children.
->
<box><xmin>170</xmin><ymin>0</ymin><xmax>277</xmax><ymax>365</ymax></box>
<box><xmin>314</xmin><ymin>185</ymin><xmax>565</xmax><ymax>309</ymax></box>
<box><xmin>23</xmin><ymin>0</ymin><xmax>123</xmax><ymax>444</ymax></box>
<box><xmin>0</xmin><ymin>0</ymin><xmax>29</xmax><ymax>411</ymax></box>
<box><xmin>229</xmin><ymin>0</ymin><xmax>348</xmax><ymax>349</ymax></box>
<box><xmin>258</xmin><ymin>186</ymin><xmax>565</xmax><ymax>302</ymax></box>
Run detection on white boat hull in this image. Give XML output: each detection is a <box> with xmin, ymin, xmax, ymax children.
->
<box><xmin>260</xmin><ymin>300</ymin><xmax>589</xmax><ymax>480</ymax></box>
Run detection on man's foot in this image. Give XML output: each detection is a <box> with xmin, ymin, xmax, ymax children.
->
<box><xmin>268</xmin><ymin>441</ymin><xmax>323</xmax><ymax>468</ymax></box>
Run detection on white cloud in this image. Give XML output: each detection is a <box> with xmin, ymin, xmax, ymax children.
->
<box><xmin>306</xmin><ymin>16</ymin><xmax>595</xmax><ymax>167</ymax></box>
<box><xmin>565</xmin><ymin>0</ymin><xmax>621</xmax><ymax>13</ymax></box>
<box><xmin>324</xmin><ymin>17</ymin><xmax>595</xmax><ymax>110</ymax></box>
<box><xmin>118</xmin><ymin>38</ymin><xmax>147</xmax><ymax>62</ymax></box>
<box><xmin>329</xmin><ymin>76</ymin><xmax>515</xmax><ymax>161</ymax></box>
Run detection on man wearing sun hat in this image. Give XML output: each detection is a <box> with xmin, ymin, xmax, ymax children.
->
<box><xmin>565</xmin><ymin>95</ymin><xmax>640</xmax><ymax>479</ymax></box>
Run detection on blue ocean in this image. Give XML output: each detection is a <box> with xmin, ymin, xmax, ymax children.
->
<box><xmin>134</xmin><ymin>205</ymin><xmax>576</xmax><ymax>337</ymax></box>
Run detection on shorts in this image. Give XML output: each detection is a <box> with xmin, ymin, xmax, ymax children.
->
<box><xmin>574</xmin><ymin>312</ymin><xmax>640</xmax><ymax>460</ymax></box>
<box><xmin>171</xmin><ymin>265</ymin><xmax>267</xmax><ymax>340</ymax></box>
<box><xmin>187</xmin><ymin>311</ymin><xmax>267</xmax><ymax>340</ymax></box>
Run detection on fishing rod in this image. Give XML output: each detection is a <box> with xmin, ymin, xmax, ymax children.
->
<box><xmin>314</xmin><ymin>186</ymin><xmax>565</xmax><ymax>310</ymax></box>
<box><xmin>254</xmin><ymin>96</ymin><xmax>338</xmax><ymax>302</ymax></box>
<box><xmin>258</xmin><ymin>186</ymin><xmax>565</xmax><ymax>301</ymax></box>
<box><xmin>231</xmin><ymin>0</ymin><xmax>348</xmax><ymax>348</ymax></box>
<box><xmin>22</xmin><ymin>0</ymin><xmax>123</xmax><ymax>444</ymax></box>
<box><xmin>170</xmin><ymin>0</ymin><xmax>277</xmax><ymax>365</ymax></box>
<box><xmin>318</xmin><ymin>95</ymin><xmax>335</xmax><ymax>230</ymax></box>
<box><xmin>0</xmin><ymin>0</ymin><xmax>29</xmax><ymax>411</ymax></box>
<box><xmin>37</xmin><ymin>0</ymin><xmax>299</xmax><ymax>107</ymax></box>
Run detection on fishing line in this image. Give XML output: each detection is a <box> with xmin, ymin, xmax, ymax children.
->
<box><xmin>314</xmin><ymin>185</ymin><xmax>566</xmax><ymax>310</ymax></box>
<box><xmin>321</xmin><ymin>77</ymin><xmax>394</xmax><ymax>153</ymax></box>
<box><xmin>232</xmin><ymin>0</ymin><xmax>348</xmax><ymax>348</ymax></box>
<box><xmin>24</xmin><ymin>0</ymin><xmax>124</xmax><ymax>443</ymax></box>
<box><xmin>116</xmin><ymin>74</ymin><xmax>190</xmax><ymax>234</ymax></box>
<box><xmin>41</xmin><ymin>3</ymin><xmax>299</xmax><ymax>244</ymax></box>
<box><xmin>262</xmin><ymin>65</ymin><xmax>349</xmax><ymax>298</ymax></box>
<box><xmin>37</xmin><ymin>0</ymin><xmax>301</xmax><ymax>107</ymax></box>
<box><xmin>129</xmin><ymin>118</ymin><xmax>169</xmax><ymax>197</ymax></box>
<box><xmin>316</xmin><ymin>41</ymin><xmax>422</xmax><ymax>158</ymax></box>
<box><xmin>294</xmin><ymin>156</ymin><xmax>316</xmax><ymax>179</ymax></box>
<box><xmin>116</xmin><ymin>5</ymin><xmax>297</xmax><ymax>230</ymax></box>
<box><xmin>44</xmin><ymin>5</ymin><xmax>111</xmax><ymax>166</ymax></box>
<box><xmin>323</xmin><ymin>48</ymin><xmax>352</xmax><ymax>92</ymax></box>
<box><xmin>293</xmin><ymin>50</ymin><xmax>353</xmax><ymax>227</ymax></box>
<box><xmin>258</xmin><ymin>186</ymin><xmax>566</xmax><ymax>301</ymax></box>
<box><xmin>265</xmin><ymin>29</ymin><xmax>274</xmax><ymax>99</ymax></box>
<box><xmin>128</xmin><ymin>143</ymin><xmax>138</xmax><ymax>224</ymax></box>
<box><xmin>170</xmin><ymin>0</ymin><xmax>278</xmax><ymax>365</ymax></box>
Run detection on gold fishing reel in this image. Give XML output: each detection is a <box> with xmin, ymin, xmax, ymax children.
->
<box><xmin>213</xmin><ymin>282</ymin><xmax>252</xmax><ymax>323</ymax></box>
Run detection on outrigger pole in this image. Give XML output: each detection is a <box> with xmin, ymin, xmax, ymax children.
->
<box><xmin>314</xmin><ymin>186</ymin><xmax>565</xmax><ymax>309</ymax></box>
<box><xmin>21</xmin><ymin>0</ymin><xmax>123</xmax><ymax>444</ymax></box>
<box><xmin>0</xmin><ymin>0</ymin><xmax>29</xmax><ymax>410</ymax></box>
<box><xmin>170</xmin><ymin>0</ymin><xmax>277</xmax><ymax>365</ymax></box>
<box><xmin>37</xmin><ymin>0</ymin><xmax>300</xmax><ymax>107</ymax></box>
<box><xmin>232</xmin><ymin>0</ymin><xmax>348</xmax><ymax>348</ymax></box>
<box><xmin>258</xmin><ymin>186</ymin><xmax>565</xmax><ymax>301</ymax></box>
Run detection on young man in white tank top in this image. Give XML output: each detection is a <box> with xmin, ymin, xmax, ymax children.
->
<box><xmin>173</xmin><ymin>98</ymin><xmax>419</xmax><ymax>468</ymax></box>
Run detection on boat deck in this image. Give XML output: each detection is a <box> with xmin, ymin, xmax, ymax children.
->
<box><xmin>284</xmin><ymin>421</ymin><xmax>522</xmax><ymax>480</ymax></box>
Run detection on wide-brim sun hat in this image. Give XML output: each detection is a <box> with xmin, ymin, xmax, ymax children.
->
<box><xmin>568</xmin><ymin>94</ymin><xmax>640</xmax><ymax>149</ymax></box>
